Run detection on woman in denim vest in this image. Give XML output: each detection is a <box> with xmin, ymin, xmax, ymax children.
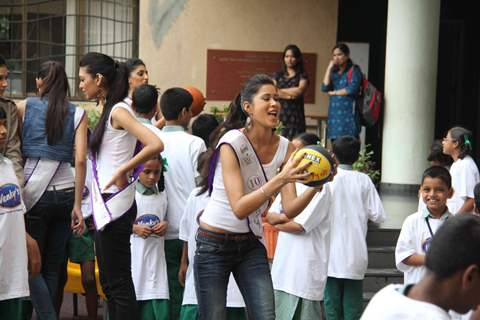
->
<box><xmin>17</xmin><ymin>61</ymin><xmax>88</xmax><ymax>319</ymax></box>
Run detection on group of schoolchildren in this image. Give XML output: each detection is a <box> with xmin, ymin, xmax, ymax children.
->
<box><xmin>1</xmin><ymin>50</ymin><xmax>480</xmax><ymax>320</ymax></box>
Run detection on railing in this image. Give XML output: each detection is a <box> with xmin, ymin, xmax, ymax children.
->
<box><xmin>305</xmin><ymin>114</ymin><xmax>328</xmax><ymax>147</ymax></box>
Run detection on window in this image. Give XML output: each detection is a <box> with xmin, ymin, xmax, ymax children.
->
<box><xmin>0</xmin><ymin>0</ymin><xmax>138</xmax><ymax>98</ymax></box>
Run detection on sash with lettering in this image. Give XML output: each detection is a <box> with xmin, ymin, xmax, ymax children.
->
<box><xmin>0</xmin><ymin>156</ymin><xmax>26</xmax><ymax>215</ymax></box>
<box><xmin>90</xmin><ymin>142</ymin><xmax>143</xmax><ymax>230</ymax></box>
<box><xmin>208</xmin><ymin>129</ymin><xmax>269</xmax><ymax>238</ymax></box>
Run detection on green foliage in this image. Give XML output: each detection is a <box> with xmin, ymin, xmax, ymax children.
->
<box><xmin>210</xmin><ymin>104</ymin><xmax>230</xmax><ymax>123</ymax></box>
<box><xmin>353</xmin><ymin>144</ymin><xmax>381</xmax><ymax>184</ymax></box>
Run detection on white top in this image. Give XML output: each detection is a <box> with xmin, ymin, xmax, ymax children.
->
<box><xmin>179</xmin><ymin>187</ymin><xmax>245</xmax><ymax>307</ymax></box>
<box><xmin>97</xmin><ymin>98</ymin><xmax>137</xmax><ymax>193</ymax></box>
<box><xmin>395</xmin><ymin>210</ymin><xmax>449</xmax><ymax>284</ymax></box>
<box><xmin>131</xmin><ymin>190</ymin><xmax>169</xmax><ymax>300</ymax></box>
<box><xmin>361</xmin><ymin>284</ymin><xmax>450</xmax><ymax>320</ymax></box>
<box><xmin>200</xmin><ymin>134</ymin><xmax>289</xmax><ymax>234</ymax></box>
<box><xmin>447</xmin><ymin>155</ymin><xmax>480</xmax><ymax>214</ymax></box>
<box><xmin>327</xmin><ymin>167</ymin><xmax>386</xmax><ymax>280</ymax></box>
<box><xmin>0</xmin><ymin>157</ymin><xmax>29</xmax><ymax>300</ymax></box>
<box><xmin>158</xmin><ymin>126</ymin><xmax>206</xmax><ymax>239</ymax></box>
<box><xmin>271</xmin><ymin>183</ymin><xmax>332</xmax><ymax>301</ymax></box>
<box><xmin>24</xmin><ymin>107</ymin><xmax>85</xmax><ymax>187</ymax></box>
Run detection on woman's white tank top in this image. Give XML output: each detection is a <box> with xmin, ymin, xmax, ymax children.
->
<box><xmin>96</xmin><ymin>98</ymin><xmax>137</xmax><ymax>193</ymax></box>
<box><xmin>200</xmin><ymin>134</ymin><xmax>289</xmax><ymax>233</ymax></box>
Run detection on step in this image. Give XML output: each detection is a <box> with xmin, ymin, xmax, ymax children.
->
<box><xmin>366</xmin><ymin>227</ymin><xmax>400</xmax><ymax>247</ymax></box>
<box><xmin>368</xmin><ymin>246</ymin><xmax>396</xmax><ymax>269</ymax></box>
<box><xmin>364</xmin><ymin>268</ymin><xmax>403</xmax><ymax>293</ymax></box>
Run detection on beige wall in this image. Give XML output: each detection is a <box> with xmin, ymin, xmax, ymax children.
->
<box><xmin>139</xmin><ymin>0</ymin><xmax>338</xmax><ymax>117</ymax></box>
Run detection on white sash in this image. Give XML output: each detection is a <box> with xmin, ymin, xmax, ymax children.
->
<box><xmin>212</xmin><ymin>130</ymin><xmax>269</xmax><ymax>237</ymax></box>
<box><xmin>23</xmin><ymin>158</ymin><xmax>61</xmax><ymax>211</ymax></box>
<box><xmin>91</xmin><ymin>142</ymin><xmax>142</xmax><ymax>230</ymax></box>
<box><xmin>0</xmin><ymin>158</ymin><xmax>26</xmax><ymax>215</ymax></box>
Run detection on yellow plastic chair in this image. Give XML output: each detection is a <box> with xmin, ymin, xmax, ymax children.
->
<box><xmin>64</xmin><ymin>259</ymin><xmax>105</xmax><ymax>316</ymax></box>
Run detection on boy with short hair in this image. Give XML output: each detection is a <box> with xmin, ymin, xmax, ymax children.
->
<box><xmin>324</xmin><ymin>136</ymin><xmax>386</xmax><ymax>320</ymax></box>
<box><xmin>0</xmin><ymin>55</ymin><xmax>23</xmax><ymax>183</ymax></box>
<box><xmin>362</xmin><ymin>214</ymin><xmax>480</xmax><ymax>319</ymax></box>
<box><xmin>396</xmin><ymin>166</ymin><xmax>453</xmax><ymax>285</ymax></box>
<box><xmin>191</xmin><ymin>113</ymin><xmax>219</xmax><ymax>148</ymax></box>
<box><xmin>158</xmin><ymin>87</ymin><xmax>206</xmax><ymax>319</ymax></box>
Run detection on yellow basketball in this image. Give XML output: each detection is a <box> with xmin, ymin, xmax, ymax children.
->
<box><xmin>294</xmin><ymin>145</ymin><xmax>335</xmax><ymax>186</ymax></box>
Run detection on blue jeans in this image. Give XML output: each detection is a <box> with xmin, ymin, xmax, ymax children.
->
<box><xmin>194</xmin><ymin>228</ymin><xmax>275</xmax><ymax>320</ymax></box>
<box><xmin>24</xmin><ymin>189</ymin><xmax>74</xmax><ymax>320</ymax></box>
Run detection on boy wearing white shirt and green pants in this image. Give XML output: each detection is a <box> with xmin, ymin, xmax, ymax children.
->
<box><xmin>324</xmin><ymin>136</ymin><xmax>386</xmax><ymax>320</ymax></box>
<box><xmin>158</xmin><ymin>88</ymin><xmax>206</xmax><ymax>320</ymax></box>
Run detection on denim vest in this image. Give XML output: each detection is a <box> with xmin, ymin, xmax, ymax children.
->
<box><xmin>22</xmin><ymin>97</ymin><xmax>76</xmax><ymax>163</ymax></box>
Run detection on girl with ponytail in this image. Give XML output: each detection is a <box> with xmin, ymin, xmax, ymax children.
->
<box><xmin>78</xmin><ymin>52</ymin><xmax>163</xmax><ymax>320</ymax></box>
<box><xmin>17</xmin><ymin>60</ymin><xmax>87</xmax><ymax>319</ymax></box>
<box><xmin>442</xmin><ymin>126</ymin><xmax>480</xmax><ymax>214</ymax></box>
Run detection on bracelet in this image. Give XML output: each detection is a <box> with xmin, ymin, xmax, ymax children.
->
<box><xmin>260</xmin><ymin>186</ymin><xmax>269</xmax><ymax>199</ymax></box>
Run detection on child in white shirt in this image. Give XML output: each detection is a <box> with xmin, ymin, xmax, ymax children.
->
<box><xmin>396</xmin><ymin>166</ymin><xmax>453</xmax><ymax>285</ymax></box>
<box><xmin>442</xmin><ymin>127</ymin><xmax>480</xmax><ymax>214</ymax></box>
<box><xmin>131</xmin><ymin>156</ymin><xmax>169</xmax><ymax>319</ymax></box>
<box><xmin>268</xmin><ymin>132</ymin><xmax>332</xmax><ymax>320</ymax></box>
<box><xmin>323</xmin><ymin>136</ymin><xmax>386</xmax><ymax>320</ymax></box>
<box><xmin>363</xmin><ymin>215</ymin><xmax>480</xmax><ymax>319</ymax></box>
<box><xmin>158</xmin><ymin>88</ymin><xmax>206</xmax><ymax>319</ymax></box>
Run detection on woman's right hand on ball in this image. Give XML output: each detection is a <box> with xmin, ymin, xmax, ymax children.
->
<box><xmin>278</xmin><ymin>150</ymin><xmax>312</xmax><ymax>184</ymax></box>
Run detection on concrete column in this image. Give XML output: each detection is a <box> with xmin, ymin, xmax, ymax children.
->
<box><xmin>381</xmin><ymin>0</ymin><xmax>441</xmax><ymax>188</ymax></box>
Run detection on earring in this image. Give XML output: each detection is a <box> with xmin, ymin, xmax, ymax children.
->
<box><xmin>245</xmin><ymin>116</ymin><xmax>252</xmax><ymax>130</ymax></box>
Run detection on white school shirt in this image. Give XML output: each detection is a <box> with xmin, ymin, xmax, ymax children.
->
<box><xmin>0</xmin><ymin>157</ymin><xmax>29</xmax><ymax>301</ymax></box>
<box><xmin>447</xmin><ymin>155</ymin><xmax>480</xmax><ymax>214</ymax></box>
<box><xmin>178</xmin><ymin>188</ymin><xmax>245</xmax><ymax>307</ymax></box>
<box><xmin>96</xmin><ymin>98</ymin><xmax>138</xmax><ymax>193</ymax></box>
<box><xmin>361</xmin><ymin>284</ymin><xmax>450</xmax><ymax>320</ymax></box>
<box><xmin>270</xmin><ymin>183</ymin><xmax>332</xmax><ymax>301</ymax></box>
<box><xmin>131</xmin><ymin>189</ymin><xmax>169</xmax><ymax>300</ymax></box>
<box><xmin>395</xmin><ymin>209</ymin><xmax>450</xmax><ymax>285</ymax></box>
<box><xmin>159</xmin><ymin>126</ymin><xmax>206</xmax><ymax>239</ymax></box>
<box><xmin>327</xmin><ymin>167</ymin><xmax>386</xmax><ymax>280</ymax></box>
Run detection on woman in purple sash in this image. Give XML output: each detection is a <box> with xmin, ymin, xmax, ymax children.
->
<box><xmin>78</xmin><ymin>52</ymin><xmax>163</xmax><ymax>320</ymax></box>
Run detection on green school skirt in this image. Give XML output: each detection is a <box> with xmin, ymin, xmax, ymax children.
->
<box><xmin>138</xmin><ymin>299</ymin><xmax>169</xmax><ymax>320</ymax></box>
<box><xmin>274</xmin><ymin>290</ymin><xmax>323</xmax><ymax>320</ymax></box>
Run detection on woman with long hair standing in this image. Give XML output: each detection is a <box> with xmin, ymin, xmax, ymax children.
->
<box><xmin>274</xmin><ymin>44</ymin><xmax>309</xmax><ymax>140</ymax></box>
<box><xmin>195</xmin><ymin>74</ymin><xmax>327</xmax><ymax>319</ymax></box>
<box><xmin>321</xmin><ymin>43</ymin><xmax>363</xmax><ymax>141</ymax></box>
<box><xmin>18</xmin><ymin>61</ymin><xmax>87</xmax><ymax>319</ymax></box>
<box><xmin>78</xmin><ymin>52</ymin><xmax>163</xmax><ymax>319</ymax></box>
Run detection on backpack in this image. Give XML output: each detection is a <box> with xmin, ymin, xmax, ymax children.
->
<box><xmin>347</xmin><ymin>65</ymin><xmax>382</xmax><ymax>127</ymax></box>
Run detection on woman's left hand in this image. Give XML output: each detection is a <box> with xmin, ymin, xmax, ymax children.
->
<box><xmin>152</xmin><ymin>220</ymin><xmax>168</xmax><ymax>236</ymax></box>
<box><xmin>71</xmin><ymin>206</ymin><xmax>85</xmax><ymax>235</ymax></box>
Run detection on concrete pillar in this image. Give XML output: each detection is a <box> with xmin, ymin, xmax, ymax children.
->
<box><xmin>381</xmin><ymin>0</ymin><xmax>441</xmax><ymax>188</ymax></box>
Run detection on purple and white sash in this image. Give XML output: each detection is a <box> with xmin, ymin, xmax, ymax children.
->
<box><xmin>209</xmin><ymin>130</ymin><xmax>269</xmax><ymax>238</ymax></box>
<box><xmin>23</xmin><ymin>159</ymin><xmax>61</xmax><ymax>211</ymax></box>
<box><xmin>90</xmin><ymin>142</ymin><xmax>143</xmax><ymax>230</ymax></box>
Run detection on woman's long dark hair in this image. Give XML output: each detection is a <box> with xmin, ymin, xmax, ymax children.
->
<box><xmin>37</xmin><ymin>61</ymin><xmax>70</xmax><ymax>145</ymax></box>
<box><xmin>281</xmin><ymin>44</ymin><xmax>305</xmax><ymax>76</ymax></box>
<box><xmin>79</xmin><ymin>52</ymin><xmax>129</xmax><ymax>153</ymax></box>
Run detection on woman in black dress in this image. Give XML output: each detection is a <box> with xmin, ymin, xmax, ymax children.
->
<box><xmin>274</xmin><ymin>44</ymin><xmax>309</xmax><ymax>140</ymax></box>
